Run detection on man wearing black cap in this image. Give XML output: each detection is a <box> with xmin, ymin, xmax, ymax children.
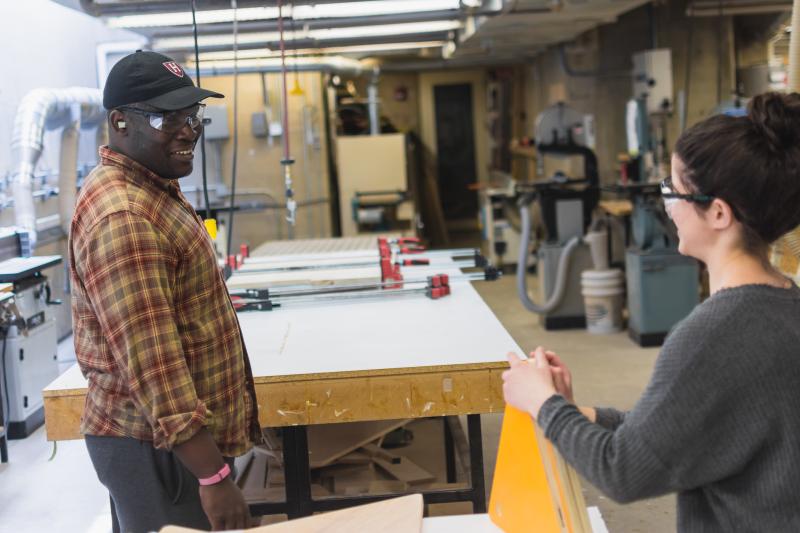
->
<box><xmin>69</xmin><ymin>50</ymin><xmax>261</xmax><ymax>532</ymax></box>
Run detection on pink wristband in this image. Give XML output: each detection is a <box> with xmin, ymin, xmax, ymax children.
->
<box><xmin>198</xmin><ymin>463</ymin><xmax>231</xmax><ymax>486</ymax></box>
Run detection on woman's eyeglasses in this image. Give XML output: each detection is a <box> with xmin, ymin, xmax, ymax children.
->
<box><xmin>119</xmin><ymin>104</ymin><xmax>210</xmax><ymax>134</ymax></box>
<box><xmin>660</xmin><ymin>176</ymin><xmax>714</xmax><ymax>207</ymax></box>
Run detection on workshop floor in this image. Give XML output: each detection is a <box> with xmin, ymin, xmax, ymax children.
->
<box><xmin>0</xmin><ymin>275</ymin><xmax>675</xmax><ymax>533</ymax></box>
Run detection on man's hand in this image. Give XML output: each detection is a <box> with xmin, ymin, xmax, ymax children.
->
<box><xmin>502</xmin><ymin>347</ymin><xmax>558</xmax><ymax>419</ymax></box>
<box><xmin>198</xmin><ymin>477</ymin><xmax>251</xmax><ymax>531</ymax></box>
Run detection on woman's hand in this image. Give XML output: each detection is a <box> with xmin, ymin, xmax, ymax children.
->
<box><xmin>502</xmin><ymin>346</ymin><xmax>558</xmax><ymax>419</ymax></box>
<box><xmin>545</xmin><ymin>350</ymin><xmax>574</xmax><ymax>403</ymax></box>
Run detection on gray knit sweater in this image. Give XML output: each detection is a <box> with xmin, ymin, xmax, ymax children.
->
<box><xmin>538</xmin><ymin>283</ymin><xmax>800</xmax><ymax>532</ymax></box>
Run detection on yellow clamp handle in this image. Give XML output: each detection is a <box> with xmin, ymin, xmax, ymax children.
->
<box><xmin>204</xmin><ymin>219</ymin><xmax>218</xmax><ymax>240</ymax></box>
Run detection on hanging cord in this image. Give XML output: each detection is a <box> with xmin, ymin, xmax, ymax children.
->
<box><xmin>716</xmin><ymin>0</ymin><xmax>724</xmax><ymax>105</ymax></box>
<box><xmin>682</xmin><ymin>8</ymin><xmax>695</xmax><ymax>132</ymax></box>
<box><xmin>290</xmin><ymin>4</ymin><xmax>304</xmax><ymax>94</ymax></box>
<box><xmin>277</xmin><ymin>0</ymin><xmax>297</xmax><ymax>230</ymax></box>
<box><xmin>226</xmin><ymin>0</ymin><xmax>240</xmax><ymax>259</ymax></box>
<box><xmin>1</xmin><ymin>328</ymin><xmax>10</xmax><ymax>444</ymax></box>
<box><xmin>190</xmin><ymin>0</ymin><xmax>212</xmax><ymax>227</ymax></box>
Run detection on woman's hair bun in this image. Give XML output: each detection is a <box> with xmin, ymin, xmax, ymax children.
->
<box><xmin>747</xmin><ymin>92</ymin><xmax>800</xmax><ymax>152</ymax></box>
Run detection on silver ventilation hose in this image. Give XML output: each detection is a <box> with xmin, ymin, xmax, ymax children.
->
<box><xmin>516</xmin><ymin>198</ymin><xmax>582</xmax><ymax>313</ymax></box>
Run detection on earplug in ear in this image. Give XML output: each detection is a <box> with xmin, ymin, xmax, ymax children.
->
<box><xmin>117</xmin><ymin>121</ymin><xmax>126</xmax><ymax>129</ymax></box>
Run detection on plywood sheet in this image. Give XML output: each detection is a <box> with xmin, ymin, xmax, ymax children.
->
<box><xmin>336</xmin><ymin>133</ymin><xmax>407</xmax><ymax>237</ymax></box>
<box><xmin>308</xmin><ymin>419</ymin><xmax>409</xmax><ymax>469</ymax></box>
<box><xmin>256</xmin><ymin>493</ymin><xmax>423</xmax><ymax>533</ymax></box>
<box><xmin>252</xmin><ymin>236</ymin><xmax>385</xmax><ymax>256</ymax></box>
<box><xmin>226</xmin><ymin>266</ymin><xmax>380</xmax><ymax>290</ymax></box>
<box><xmin>161</xmin><ymin>495</ymin><xmax>423</xmax><ymax>533</ymax></box>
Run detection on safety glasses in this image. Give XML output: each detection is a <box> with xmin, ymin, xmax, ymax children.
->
<box><xmin>119</xmin><ymin>104</ymin><xmax>210</xmax><ymax>134</ymax></box>
<box><xmin>660</xmin><ymin>176</ymin><xmax>714</xmax><ymax>212</ymax></box>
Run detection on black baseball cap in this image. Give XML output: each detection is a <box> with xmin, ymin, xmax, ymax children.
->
<box><xmin>103</xmin><ymin>50</ymin><xmax>223</xmax><ymax>111</ymax></box>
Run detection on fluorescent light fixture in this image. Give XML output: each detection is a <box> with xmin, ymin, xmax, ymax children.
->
<box><xmin>292</xmin><ymin>1</ymin><xmax>461</xmax><ymax>19</ymax></box>
<box><xmin>153</xmin><ymin>21</ymin><xmax>461</xmax><ymax>50</ymax></box>
<box><xmin>195</xmin><ymin>41</ymin><xmax>447</xmax><ymax>62</ymax></box>
<box><xmin>107</xmin><ymin>7</ymin><xmax>279</xmax><ymax>28</ymax></box>
<box><xmin>312</xmin><ymin>20</ymin><xmax>460</xmax><ymax>40</ymax></box>
<box><xmin>106</xmin><ymin>1</ymin><xmax>460</xmax><ymax>29</ymax></box>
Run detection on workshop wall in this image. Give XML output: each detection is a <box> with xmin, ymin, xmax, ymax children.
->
<box><xmin>190</xmin><ymin>72</ymin><xmax>332</xmax><ymax>253</ymax></box>
<box><xmin>376</xmin><ymin>72</ymin><xmax>420</xmax><ymax>134</ymax></box>
<box><xmin>521</xmin><ymin>0</ymin><xmax>738</xmax><ymax>182</ymax></box>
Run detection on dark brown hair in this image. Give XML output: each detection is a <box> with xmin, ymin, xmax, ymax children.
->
<box><xmin>674</xmin><ymin>92</ymin><xmax>800</xmax><ymax>252</ymax></box>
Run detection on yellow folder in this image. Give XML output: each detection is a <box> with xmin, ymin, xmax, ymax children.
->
<box><xmin>489</xmin><ymin>405</ymin><xmax>590</xmax><ymax>533</ymax></box>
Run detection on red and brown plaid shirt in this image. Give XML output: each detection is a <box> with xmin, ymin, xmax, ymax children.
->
<box><xmin>70</xmin><ymin>146</ymin><xmax>260</xmax><ymax>455</ymax></box>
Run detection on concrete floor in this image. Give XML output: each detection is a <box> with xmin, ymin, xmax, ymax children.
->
<box><xmin>0</xmin><ymin>274</ymin><xmax>676</xmax><ymax>532</ymax></box>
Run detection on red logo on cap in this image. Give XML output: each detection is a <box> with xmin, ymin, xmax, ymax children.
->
<box><xmin>162</xmin><ymin>61</ymin><xmax>185</xmax><ymax>78</ymax></box>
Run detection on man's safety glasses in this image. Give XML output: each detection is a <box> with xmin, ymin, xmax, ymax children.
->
<box><xmin>119</xmin><ymin>104</ymin><xmax>210</xmax><ymax>134</ymax></box>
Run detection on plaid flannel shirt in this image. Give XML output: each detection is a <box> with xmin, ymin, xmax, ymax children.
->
<box><xmin>70</xmin><ymin>146</ymin><xmax>260</xmax><ymax>455</ymax></box>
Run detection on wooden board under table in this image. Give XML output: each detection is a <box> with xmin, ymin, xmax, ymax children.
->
<box><xmin>43</xmin><ymin>263</ymin><xmax>517</xmax><ymax>441</ymax></box>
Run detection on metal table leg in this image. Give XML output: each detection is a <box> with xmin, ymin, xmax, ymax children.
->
<box><xmin>466</xmin><ymin>414</ymin><xmax>487</xmax><ymax>513</ymax></box>
<box><xmin>281</xmin><ymin>425</ymin><xmax>313</xmax><ymax>519</ymax></box>
<box><xmin>443</xmin><ymin>417</ymin><xmax>456</xmax><ymax>483</ymax></box>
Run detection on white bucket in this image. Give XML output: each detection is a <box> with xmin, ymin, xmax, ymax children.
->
<box><xmin>581</xmin><ymin>269</ymin><xmax>625</xmax><ymax>334</ymax></box>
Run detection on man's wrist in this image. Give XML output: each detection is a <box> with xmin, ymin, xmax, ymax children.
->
<box><xmin>198</xmin><ymin>463</ymin><xmax>231</xmax><ymax>486</ymax></box>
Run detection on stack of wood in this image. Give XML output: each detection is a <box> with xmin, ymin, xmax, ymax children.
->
<box><xmin>235</xmin><ymin>420</ymin><xmax>451</xmax><ymax>503</ymax></box>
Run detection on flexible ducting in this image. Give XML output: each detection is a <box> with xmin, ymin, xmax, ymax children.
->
<box><xmin>516</xmin><ymin>198</ymin><xmax>582</xmax><ymax>314</ymax></box>
<box><xmin>10</xmin><ymin>87</ymin><xmax>104</xmax><ymax>249</ymax></box>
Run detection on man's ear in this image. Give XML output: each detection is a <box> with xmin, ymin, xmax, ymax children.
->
<box><xmin>109</xmin><ymin>110</ymin><xmax>127</xmax><ymax>133</ymax></box>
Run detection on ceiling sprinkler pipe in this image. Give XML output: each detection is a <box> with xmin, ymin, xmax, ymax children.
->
<box><xmin>516</xmin><ymin>197</ymin><xmax>581</xmax><ymax>314</ymax></box>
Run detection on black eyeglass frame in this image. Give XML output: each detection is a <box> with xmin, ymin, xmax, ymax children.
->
<box><xmin>118</xmin><ymin>104</ymin><xmax>210</xmax><ymax>133</ymax></box>
<box><xmin>660</xmin><ymin>176</ymin><xmax>714</xmax><ymax>204</ymax></box>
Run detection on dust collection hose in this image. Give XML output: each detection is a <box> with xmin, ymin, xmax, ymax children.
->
<box><xmin>516</xmin><ymin>196</ymin><xmax>582</xmax><ymax>313</ymax></box>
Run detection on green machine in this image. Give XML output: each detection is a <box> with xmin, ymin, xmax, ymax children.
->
<box><xmin>619</xmin><ymin>184</ymin><xmax>700</xmax><ymax>346</ymax></box>
<box><xmin>612</xmin><ymin>105</ymin><xmax>699</xmax><ymax>346</ymax></box>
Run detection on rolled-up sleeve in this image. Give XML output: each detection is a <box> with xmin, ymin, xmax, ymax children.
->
<box><xmin>75</xmin><ymin>211</ymin><xmax>208</xmax><ymax>449</ymax></box>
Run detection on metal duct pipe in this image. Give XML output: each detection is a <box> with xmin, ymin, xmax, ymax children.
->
<box><xmin>368</xmin><ymin>68</ymin><xmax>380</xmax><ymax>135</ymax></box>
<box><xmin>197</xmin><ymin>56</ymin><xmax>366</xmax><ymax>77</ymax></box>
<box><xmin>10</xmin><ymin>87</ymin><xmax>104</xmax><ymax>250</ymax></box>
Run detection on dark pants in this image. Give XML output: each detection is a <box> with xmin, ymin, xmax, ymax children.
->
<box><xmin>85</xmin><ymin>435</ymin><xmax>231</xmax><ymax>533</ymax></box>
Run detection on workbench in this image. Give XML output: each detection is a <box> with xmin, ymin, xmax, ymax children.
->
<box><xmin>43</xmin><ymin>237</ymin><xmax>520</xmax><ymax>518</ymax></box>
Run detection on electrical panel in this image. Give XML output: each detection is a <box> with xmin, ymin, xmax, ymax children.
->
<box><xmin>632</xmin><ymin>49</ymin><xmax>673</xmax><ymax>114</ymax></box>
<box><xmin>203</xmin><ymin>105</ymin><xmax>229</xmax><ymax>140</ymax></box>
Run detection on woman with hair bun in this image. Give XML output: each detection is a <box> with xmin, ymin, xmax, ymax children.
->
<box><xmin>502</xmin><ymin>92</ymin><xmax>800</xmax><ymax>531</ymax></box>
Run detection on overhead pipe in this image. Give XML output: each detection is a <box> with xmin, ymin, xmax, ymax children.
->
<box><xmin>10</xmin><ymin>87</ymin><xmax>104</xmax><ymax>250</ymax></box>
<box><xmin>196</xmin><ymin>56</ymin><xmax>366</xmax><ymax>77</ymax></box>
<box><xmin>367</xmin><ymin>68</ymin><xmax>380</xmax><ymax>135</ymax></box>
